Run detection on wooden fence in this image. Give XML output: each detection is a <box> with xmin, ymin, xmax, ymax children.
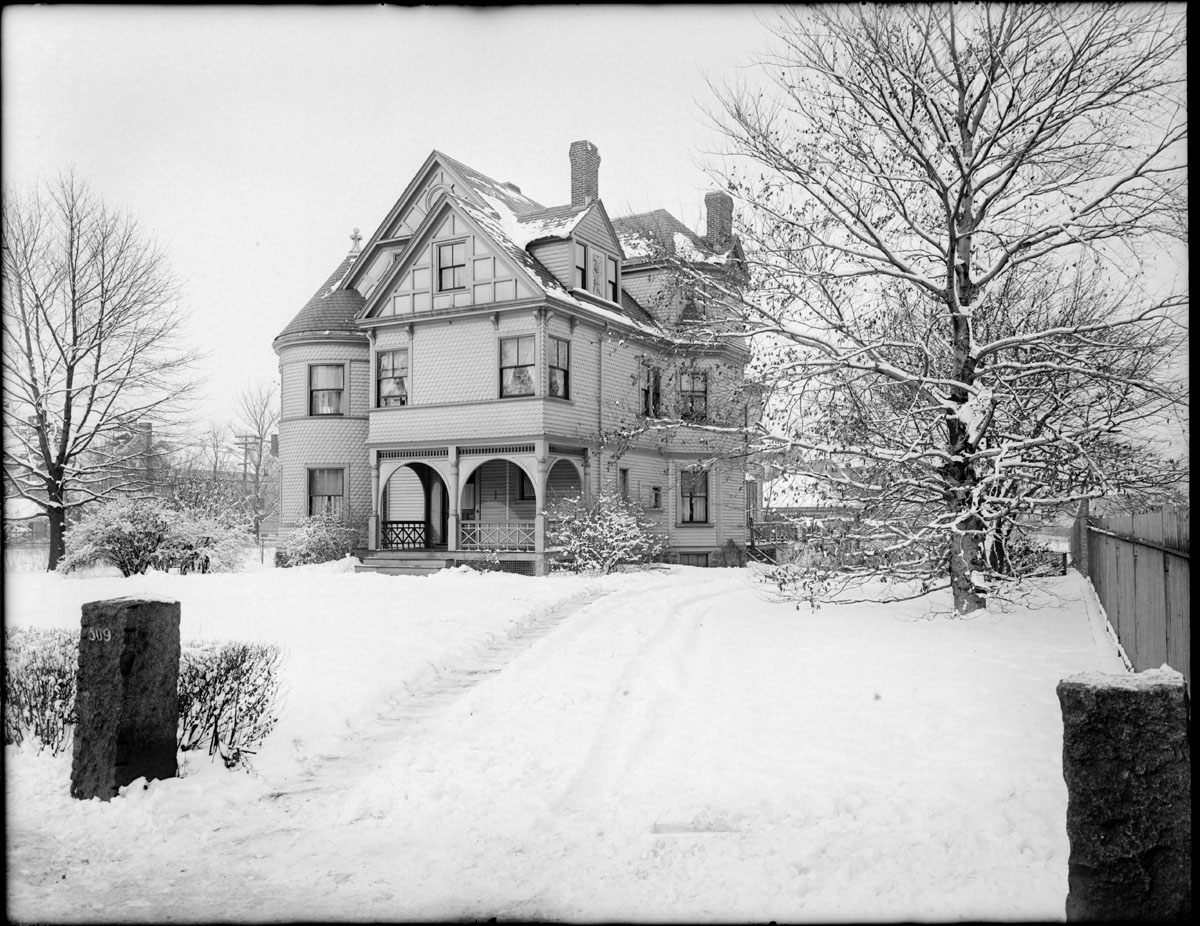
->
<box><xmin>1072</xmin><ymin>504</ymin><xmax>1189</xmax><ymax>687</ymax></box>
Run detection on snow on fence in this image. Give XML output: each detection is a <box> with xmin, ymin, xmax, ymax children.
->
<box><xmin>1072</xmin><ymin>504</ymin><xmax>1189</xmax><ymax>687</ymax></box>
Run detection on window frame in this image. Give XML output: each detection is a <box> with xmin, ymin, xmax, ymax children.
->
<box><xmin>308</xmin><ymin>466</ymin><xmax>346</xmax><ymax>518</ymax></box>
<box><xmin>517</xmin><ymin>468</ymin><xmax>536</xmax><ymax>501</ymax></box>
<box><xmin>641</xmin><ymin>366</ymin><xmax>662</xmax><ymax>417</ymax></box>
<box><xmin>376</xmin><ymin>348</ymin><xmax>409</xmax><ymax>408</ymax></box>
<box><xmin>309</xmin><ymin>363</ymin><xmax>346</xmax><ymax>416</ymax></box>
<box><xmin>574</xmin><ymin>240</ymin><xmax>588</xmax><ymax>290</ymax></box>
<box><xmin>437</xmin><ymin>240</ymin><xmax>468</xmax><ymax>292</ymax></box>
<box><xmin>499</xmin><ymin>334</ymin><xmax>536</xmax><ymax>398</ymax></box>
<box><xmin>679</xmin><ymin>469</ymin><xmax>709</xmax><ymax>524</ymax></box>
<box><xmin>548</xmin><ymin>336</ymin><xmax>570</xmax><ymax>400</ymax></box>
<box><xmin>679</xmin><ymin>370</ymin><xmax>708</xmax><ymax>422</ymax></box>
<box><xmin>606</xmin><ymin>256</ymin><xmax>619</xmax><ymax>303</ymax></box>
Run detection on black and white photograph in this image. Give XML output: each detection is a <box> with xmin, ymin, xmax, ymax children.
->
<box><xmin>3</xmin><ymin>4</ymin><xmax>1188</xmax><ymax>922</ymax></box>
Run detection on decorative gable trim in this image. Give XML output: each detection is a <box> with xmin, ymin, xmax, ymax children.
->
<box><xmin>359</xmin><ymin>196</ymin><xmax>545</xmax><ymax>320</ymax></box>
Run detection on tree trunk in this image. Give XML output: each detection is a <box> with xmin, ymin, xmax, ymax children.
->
<box><xmin>46</xmin><ymin>502</ymin><xmax>67</xmax><ymax>572</ymax></box>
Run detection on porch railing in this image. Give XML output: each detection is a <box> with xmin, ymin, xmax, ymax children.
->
<box><xmin>382</xmin><ymin>520</ymin><xmax>427</xmax><ymax>550</ymax></box>
<box><xmin>460</xmin><ymin>520</ymin><xmax>535</xmax><ymax>551</ymax></box>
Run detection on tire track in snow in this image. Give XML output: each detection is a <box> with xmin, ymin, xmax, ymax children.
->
<box><xmin>265</xmin><ymin>586</ymin><xmax>613</xmax><ymax>807</ymax></box>
<box><xmin>550</xmin><ymin>582</ymin><xmax>746</xmax><ymax>815</ymax></box>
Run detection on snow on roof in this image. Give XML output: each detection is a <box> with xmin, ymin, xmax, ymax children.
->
<box><xmin>612</xmin><ymin>209</ymin><xmax>729</xmax><ymax>266</ymax></box>
<box><xmin>433</xmin><ymin>149</ymin><xmax>545</xmax><ymax>216</ymax></box>
<box><xmin>463</xmin><ymin>195</ymin><xmax>662</xmax><ymax>337</ymax></box>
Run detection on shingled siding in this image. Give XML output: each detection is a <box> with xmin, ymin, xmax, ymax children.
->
<box><xmin>279</xmin><ymin>342</ymin><xmax>371</xmax><ymax>419</ymax></box>
<box><xmin>528</xmin><ymin>240</ymin><xmax>572</xmax><ymax>291</ymax></box>
<box><xmin>277</xmin><ymin>340</ymin><xmax>371</xmax><ymax>540</ymax></box>
<box><xmin>277</xmin><ymin>417</ymin><xmax>371</xmax><ymax>537</ymax></box>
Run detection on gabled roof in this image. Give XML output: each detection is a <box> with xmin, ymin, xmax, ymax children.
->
<box><xmin>612</xmin><ymin>209</ymin><xmax>736</xmax><ymax>266</ymax></box>
<box><xmin>514</xmin><ymin>203</ymin><xmax>591</xmax><ymax>245</ymax></box>
<box><xmin>274</xmin><ymin>253</ymin><xmax>366</xmax><ymax>345</ymax></box>
<box><xmin>433</xmin><ymin>149</ymin><xmax>545</xmax><ymax>216</ymax></box>
<box><xmin>276</xmin><ymin>149</ymin><xmax>685</xmax><ymax>346</ymax></box>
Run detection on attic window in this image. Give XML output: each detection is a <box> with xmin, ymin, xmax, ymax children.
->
<box><xmin>574</xmin><ymin>241</ymin><xmax>587</xmax><ymax>289</ymax></box>
<box><xmin>438</xmin><ymin>242</ymin><xmax>467</xmax><ymax>291</ymax></box>
<box><xmin>606</xmin><ymin>256</ymin><xmax>618</xmax><ymax>303</ymax></box>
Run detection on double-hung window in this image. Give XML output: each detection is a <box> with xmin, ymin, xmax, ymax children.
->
<box><xmin>377</xmin><ymin>349</ymin><xmax>408</xmax><ymax>407</ymax></box>
<box><xmin>438</xmin><ymin>241</ymin><xmax>467</xmax><ymax>291</ymax></box>
<box><xmin>642</xmin><ymin>367</ymin><xmax>662</xmax><ymax>417</ymax></box>
<box><xmin>548</xmin><ymin>337</ymin><xmax>570</xmax><ymax>399</ymax></box>
<box><xmin>309</xmin><ymin>468</ymin><xmax>344</xmax><ymax>517</ymax></box>
<box><xmin>606</xmin><ymin>256</ymin><xmax>618</xmax><ymax>303</ymax></box>
<box><xmin>680</xmin><ymin>469</ymin><xmax>709</xmax><ymax>523</ymax></box>
<box><xmin>500</xmin><ymin>335</ymin><xmax>535</xmax><ymax>397</ymax></box>
<box><xmin>679</xmin><ymin>371</ymin><xmax>708</xmax><ymax>422</ymax></box>
<box><xmin>309</xmin><ymin>365</ymin><xmax>344</xmax><ymax>416</ymax></box>
<box><xmin>574</xmin><ymin>241</ymin><xmax>588</xmax><ymax>290</ymax></box>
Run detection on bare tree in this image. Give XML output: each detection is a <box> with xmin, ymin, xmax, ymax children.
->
<box><xmin>701</xmin><ymin>4</ymin><xmax>1187</xmax><ymax>612</ymax></box>
<box><xmin>233</xmin><ymin>382</ymin><xmax>280</xmax><ymax>541</ymax></box>
<box><xmin>2</xmin><ymin>172</ymin><xmax>200</xmax><ymax>570</ymax></box>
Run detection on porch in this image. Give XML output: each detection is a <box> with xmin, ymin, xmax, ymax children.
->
<box><xmin>366</xmin><ymin>445</ymin><xmax>586</xmax><ymax>572</ymax></box>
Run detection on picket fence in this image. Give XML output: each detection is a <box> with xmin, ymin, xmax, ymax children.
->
<box><xmin>1072</xmin><ymin>504</ymin><xmax>1190</xmax><ymax>687</ymax></box>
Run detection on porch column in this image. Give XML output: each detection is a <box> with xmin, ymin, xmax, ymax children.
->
<box><xmin>369</xmin><ymin>456</ymin><xmax>380</xmax><ymax>550</ymax></box>
<box><xmin>448</xmin><ymin>448</ymin><xmax>460</xmax><ymax>553</ymax></box>
<box><xmin>583</xmin><ymin>451</ymin><xmax>592</xmax><ymax>502</ymax></box>
<box><xmin>534</xmin><ymin>451</ymin><xmax>549</xmax><ymax>555</ymax></box>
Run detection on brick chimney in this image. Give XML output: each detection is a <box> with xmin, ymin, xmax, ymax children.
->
<box><xmin>705</xmin><ymin>191</ymin><xmax>734</xmax><ymax>250</ymax></box>
<box><xmin>569</xmin><ymin>140</ymin><xmax>600</xmax><ymax>206</ymax></box>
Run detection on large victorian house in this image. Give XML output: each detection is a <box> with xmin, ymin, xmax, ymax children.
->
<box><xmin>273</xmin><ymin>141</ymin><xmax>756</xmax><ymax>575</ymax></box>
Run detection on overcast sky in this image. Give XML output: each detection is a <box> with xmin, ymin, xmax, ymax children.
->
<box><xmin>3</xmin><ymin>5</ymin><xmax>776</xmax><ymax>433</ymax></box>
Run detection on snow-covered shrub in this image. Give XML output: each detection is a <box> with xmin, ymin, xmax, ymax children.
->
<box><xmin>59</xmin><ymin>498</ymin><xmax>248</xmax><ymax>576</ymax></box>
<box><xmin>3</xmin><ymin>628</ymin><xmax>77</xmax><ymax>753</ymax></box>
<box><xmin>4</xmin><ymin>629</ymin><xmax>284</xmax><ymax>768</ymax></box>
<box><xmin>547</xmin><ymin>493</ymin><xmax>667</xmax><ymax>574</ymax></box>
<box><xmin>157</xmin><ymin>514</ymin><xmax>247</xmax><ymax>574</ymax></box>
<box><xmin>277</xmin><ymin>515</ymin><xmax>358</xmax><ymax>567</ymax></box>
<box><xmin>177</xmin><ymin>641</ymin><xmax>285</xmax><ymax>769</ymax></box>
<box><xmin>59</xmin><ymin>498</ymin><xmax>174</xmax><ymax>576</ymax></box>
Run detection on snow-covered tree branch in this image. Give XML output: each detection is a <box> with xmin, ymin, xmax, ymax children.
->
<box><xmin>693</xmin><ymin>3</ymin><xmax>1186</xmax><ymax>612</ymax></box>
<box><xmin>2</xmin><ymin>171</ymin><xmax>201</xmax><ymax>570</ymax></box>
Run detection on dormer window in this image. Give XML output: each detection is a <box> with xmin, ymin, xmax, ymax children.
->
<box><xmin>606</xmin><ymin>256</ymin><xmax>618</xmax><ymax>303</ymax></box>
<box><xmin>574</xmin><ymin>241</ymin><xmax>588</xmax><ymax>289</ymax></box>
<box><xmin>438</xmin><ymin>241</ymin><xmax>467</xmax><ymax>291</ymax></box>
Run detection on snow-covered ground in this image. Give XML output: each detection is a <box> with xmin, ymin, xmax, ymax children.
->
<box><xmin>5</xmin><ymin>560</ymin><xmax>1125</xmax><ymax>922</ymax></box>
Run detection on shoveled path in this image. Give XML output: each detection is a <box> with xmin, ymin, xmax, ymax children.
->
<box><xmin>266</xmin><ymin>586</ymin><xmax>613</xmax><ymax>804</ymax></box>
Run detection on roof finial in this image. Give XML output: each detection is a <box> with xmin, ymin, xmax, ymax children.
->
<box><xmin>350</xmin><ymin>228</ymin><xmax>362</xmax><ymax>254</ymax></box>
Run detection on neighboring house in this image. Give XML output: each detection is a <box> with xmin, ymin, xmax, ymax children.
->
<box><xmin>273</xmin><ymin>140</ymin><xmax>755</xmax><ymax>575</ymax></box>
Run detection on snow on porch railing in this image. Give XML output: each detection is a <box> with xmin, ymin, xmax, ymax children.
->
<box><xmin>459</xmin><ymin>521</ymin><xmax>535</xmax><ymax>551</ymax></box>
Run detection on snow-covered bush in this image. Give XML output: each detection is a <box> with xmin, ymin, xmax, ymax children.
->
<box><xmin>157</xmin><ymin>514</ymin><xmax>247</xmax><ymax>574</ymax></box>
<box><xmin>277</xmin><ymin>515</ymin><xmax>358</xmax><ymax>567</ymax></box>
<box><xmin>58</xmin><ymin>498</ymin><xmax>248</xmax><ymax>576</ymax></box>
<box><xmin>3</xmin><ymin>628</ymin><xmax>77</xmax><ymax>753</ymax></box>
<box><xmin>177</xmin><ymin>641</ymin><xmax>285</xmax><ymax>769</ymax></box>
<box><xmin>4</xmin><ymin>628</ymin><xmax>285</xmax><ymax>769</ymax></box>
<box><xmin>59</xmin><ymin>498</ymin><xmax>174</xmax><ymax>576</ymax></box>
<box><xmin>547</xmin><ymin>493</ymin><xmax>667</xmax><ymax>574</ymax></box>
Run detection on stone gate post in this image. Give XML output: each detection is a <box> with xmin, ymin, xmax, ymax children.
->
<box><xmin>70</xmin><ymin>598</ymin><xmax>181</xmax><ymax>801</ymax></box>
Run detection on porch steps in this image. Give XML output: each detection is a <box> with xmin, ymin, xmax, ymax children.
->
<box><xmin>355</xmin><ymin>552</ymin><xmax>451</xmax><ymax>576</ymax></box>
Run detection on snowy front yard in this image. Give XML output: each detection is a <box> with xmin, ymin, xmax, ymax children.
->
<box><xmin>5</xmin><ymin>561</ymin><xmax>1124</xmax><ymax>922</ymax></box>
